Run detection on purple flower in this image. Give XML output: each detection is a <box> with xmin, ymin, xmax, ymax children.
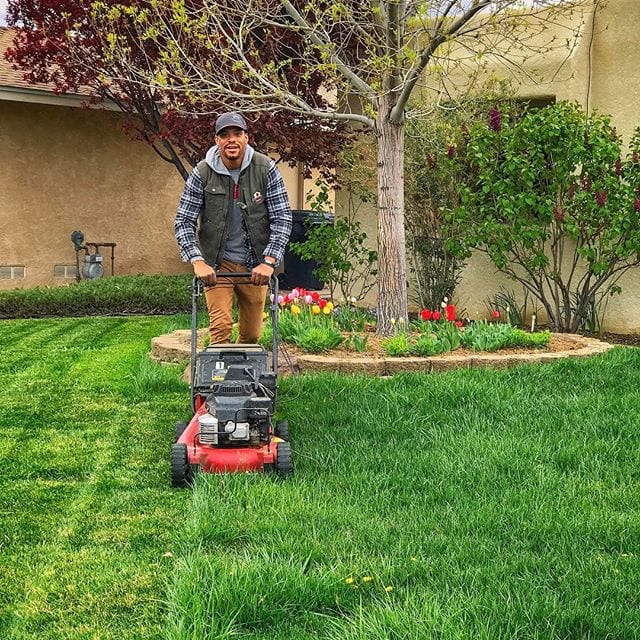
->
<box><xmin>595</xmin><ymin>190</ymin><xmax>608</xmax><ymax>207</ymax></box>
<box><xmin>489</xmin><ymin>107</ymin><xmax>502</xmax><ymax>132</ymax></box>
<box><xmin>615</xmin><ymin>158</ymin><xmax>623</xmax><ymax>177</ymax></box>
<box><xmin>447</xmin><ymin>145</ymin><xmax>456</xmax><ymax>159</ymax></box>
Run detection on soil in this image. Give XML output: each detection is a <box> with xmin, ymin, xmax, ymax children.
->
<box><xmin>282</xmin><ymin>330</ymin><xmax>592</xmax><ymax>360</ymax></box>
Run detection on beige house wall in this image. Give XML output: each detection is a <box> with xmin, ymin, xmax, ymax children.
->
<box><xmin>0</xmin><ymin>99</ymin><xmax>305</xmax><ymax>290</ymax></box>
<box><xmin>455</xmin><ymin>0</ymin><xmax>640</xmax><ymax>333</ymax></box>
<box><xmin>337</xmin><ymin>0</ymin><xmax>640</xmax><ymax>332</ymax></box>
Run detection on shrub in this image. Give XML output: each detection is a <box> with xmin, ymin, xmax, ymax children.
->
<box><xmin>0</xmin><ymin>274</ymin><xmax>192</xmax><ymax>318</ymax></box>
<box><xmin>446</xmin><ymin>101</ymin><xmax>640</xmax><ymax>333</ymax></box>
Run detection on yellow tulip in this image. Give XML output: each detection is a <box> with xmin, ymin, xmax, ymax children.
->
<box><xmin>322</xmin><ymin>306</ymin><xmax>331</xmax><ymax>315</ymax></box>
<box><xmin>291</xmin><ymin>304</ymin><xmax>301</xmax><ymax>315</ymax></box>
<box><xmin>311</xmin><ymin>305</ymin><xmax>320</xmax><ymax>314</ymax></box>
<box><xmin>326</xmin><ymin>301</ymin><xmax>334</xmax><ymax>311</ymax></box>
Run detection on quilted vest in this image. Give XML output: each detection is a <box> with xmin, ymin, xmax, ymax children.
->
<box><xmin>196</xmin><ymin>152</ymin><xmax>272</xmax><ymax>267</ymax></box>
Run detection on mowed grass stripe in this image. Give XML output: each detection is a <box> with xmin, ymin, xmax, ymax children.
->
<box><xmin>165</xmin><ymin>348</ymin><xmax>640</xmax><ymax>640</ymax></box>
<box><xmin>0</xmin><ymin>317</ymin><xmax>190</xmax><ymax>640</ymax></box>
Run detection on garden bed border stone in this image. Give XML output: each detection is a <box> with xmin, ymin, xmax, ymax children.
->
<box><xmin>151</xmin><ymin>331</ymin><xmax>614</xmax><ymax>375</ymax></box>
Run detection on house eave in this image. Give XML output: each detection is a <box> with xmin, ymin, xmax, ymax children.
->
<box><xmin>0</xmin><ymin>84</ymin><xmax>119</xmax><ymax>110</ymax></box>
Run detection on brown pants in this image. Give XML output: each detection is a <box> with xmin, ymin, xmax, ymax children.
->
<box><xmin>204</xmin><ymin>260</ymin><xmax>268</xmax><ymax>344</ymax></box>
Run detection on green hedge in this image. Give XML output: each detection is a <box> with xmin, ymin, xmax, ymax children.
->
<box><xmin>0</xmin><ymin>274</ymin><xmax>193</xmax><ymax>319</ymax></box>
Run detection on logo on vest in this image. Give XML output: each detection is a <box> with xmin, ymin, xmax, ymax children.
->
<box><xmin>253</xmin><ymin>191</ymin><xmax>265</xmax><ymax>204</ymax></box>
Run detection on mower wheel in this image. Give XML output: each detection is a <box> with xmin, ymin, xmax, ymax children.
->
<box><xmin>274</xmin><ymin>419</ymin><xmax>289</xmax><ymax>441</ymax></box>
<box><xmin>174</xmin><ymin>421</ymin><xmax>188</xmax><ymax>443</ymax></box>
<box><xmin>171</xmin><ymin>443</ymin><xmax>192</xmax><ymax>488</ymax></box>
<box><xmin>275</xmin><ymin>441</ymin><xmax>293</xmax><ymax>478</ymax></box>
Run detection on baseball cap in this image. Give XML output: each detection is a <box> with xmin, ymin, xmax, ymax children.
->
<box><xmin>215</xmin><ymin>112</ymin><xmax>248</xmax><ymax>134</ymax></box>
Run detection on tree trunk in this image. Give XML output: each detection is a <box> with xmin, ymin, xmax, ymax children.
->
<box><xmin>376</xmin><ymin>97</ymin><xmax>408</xmax><ymax>336</ymax></box>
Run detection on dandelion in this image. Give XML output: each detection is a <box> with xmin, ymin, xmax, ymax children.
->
<box><xmin>362</xmin><ymin>576</ymin><xmax>373</xmax><ymax>583</ymax></box>
<box><xmin>345</xmin><ymin>577</ymin><xmax>354</xmax><ymax>585</ymax></box>
<box><xmin>385</xmin><ymin>585</ymin><xmax>394</xmax><ymax>593</ymax></box>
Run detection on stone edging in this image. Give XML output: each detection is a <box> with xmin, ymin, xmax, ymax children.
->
<box><xmin>151</xmin><ymin>331</ymin><xmax>614</xmax><ymax>375</ymax></box>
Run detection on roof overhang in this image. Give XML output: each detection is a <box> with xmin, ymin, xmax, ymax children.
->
<box><xmin>0</xmin><ymin>84</ymin><xmax>120</xmax><ymax>110</ymax></box>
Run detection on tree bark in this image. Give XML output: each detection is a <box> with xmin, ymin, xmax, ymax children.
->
<box><xmin>376</xmin><ymin>96</ymin><xmax>408</xmax><ymax>336</ymax></box>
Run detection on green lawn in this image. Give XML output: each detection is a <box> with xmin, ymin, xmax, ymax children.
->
<box><xmin>1</xmin><ymin>317</ymin><xmax>639</xmax><ymax>639</ymax></box>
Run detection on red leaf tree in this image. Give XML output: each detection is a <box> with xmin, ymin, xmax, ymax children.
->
<box><xmin>5</xmin><ymin>0</ymin><xmax>353</xmax><ymax>180</ymax></box>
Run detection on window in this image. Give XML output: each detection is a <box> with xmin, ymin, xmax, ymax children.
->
<box><xmin>0</xmin><ymin>266</ymin><xmax>25</xmax><ymax>279</ymax></box>
<box><xmin>54</xmin><ymin>264</ymin><xmax>78</xmax><ymax>279</ymax></box>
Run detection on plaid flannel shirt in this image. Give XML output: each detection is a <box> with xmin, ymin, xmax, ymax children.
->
<box><xmin>175</xmin><ymin>158</ymin><xmax>292</xmax><ymax>267</ymax></box>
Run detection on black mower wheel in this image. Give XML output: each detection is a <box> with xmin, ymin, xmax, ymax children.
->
<box><xmin>174</xmin><ymin>421</ymin><xmax>188</xmax><ymax>443</ymax></box>
<box><xmin>274</xmin><ymin>419</ymin><xmax>289</xmax><ymax>441</ymax></box>
<box><xmin>171</xmin><ymin>443</ymin><xmax>192</xmax><ymax>488</ymax></box>
<box><xmin>275</xmin><ymin>441</ymin><xmax>293</xmax><ymax>478</ymax></box>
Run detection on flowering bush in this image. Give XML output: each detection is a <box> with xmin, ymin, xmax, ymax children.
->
<box><xmin>445</xmin><ymin>101</ymin><xmax>640</xmax><ymax>333</ymax></box>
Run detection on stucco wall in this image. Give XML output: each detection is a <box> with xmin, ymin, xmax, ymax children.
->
<box><xmin>338</xmin><ymin>0</ymin><xmax>640</xmax><ymax>333</ymax></box>
<box><xmin>0</xmin><ymin>99</ymin><xmax>303</xmax><ymax>290</ymax></box>
<box><xmin>454</xmin><ymin>0</ymin><xmax>640</xmax><ymax>334</ymax></box>
<box><xmin>0</xmin><ymin>100</ymin><xmax>188</xmax><ymax>288</ymax></box>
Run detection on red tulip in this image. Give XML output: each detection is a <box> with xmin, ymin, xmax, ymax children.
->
<box><xmin>420</xmin><ymin>309</ymin><xmax>432</xmax><ymax>321</ymax></box>
<box><xmin>446</xmin><ymin>304</ymin><xmax>456</xmax><ymax>321</ymax></box>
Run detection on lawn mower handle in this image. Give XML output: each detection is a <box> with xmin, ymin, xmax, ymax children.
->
<box><xmin>190</xmin><ymin>274</ymin><xmax>280</xmax><ymax>412</ymax></box>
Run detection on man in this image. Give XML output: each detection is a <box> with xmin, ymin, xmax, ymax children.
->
<box><xmin>175</xmin><ymin>112</ymin><xmax>292</xmax><ymax>343</ymax></box>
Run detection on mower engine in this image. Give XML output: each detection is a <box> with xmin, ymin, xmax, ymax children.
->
<box><xmin>199</xmin><ymin>364</ymin><xmax>273</xmax><ymax>447</ymax></box>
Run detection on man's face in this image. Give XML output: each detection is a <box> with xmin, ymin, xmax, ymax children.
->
<box><xmin>215</xmin><ymin>126</ymin><xmax>248</xmax><ymax>165</ymax></box>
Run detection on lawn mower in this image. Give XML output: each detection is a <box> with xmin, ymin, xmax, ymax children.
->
<box><xmin>171</xmin><ymin>273</ymin><xmax>292</xmax><ymax>487</ymax></box>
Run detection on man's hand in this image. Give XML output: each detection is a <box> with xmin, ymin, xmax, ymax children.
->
<box><xmin>192</xmin><ymin>259</ymin><xmax>217</xmax><ymax>286</ymax></box>
<box><xmin>252</xmin><ymin>262</ymin><xmax>274</xmax><ymax>286</ymax></box>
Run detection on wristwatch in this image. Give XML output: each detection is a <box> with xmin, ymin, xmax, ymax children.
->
<box><xmin>262</xmin><ymin>258</ymin><xmax>277</xmax><ymax>267</ymax></box>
